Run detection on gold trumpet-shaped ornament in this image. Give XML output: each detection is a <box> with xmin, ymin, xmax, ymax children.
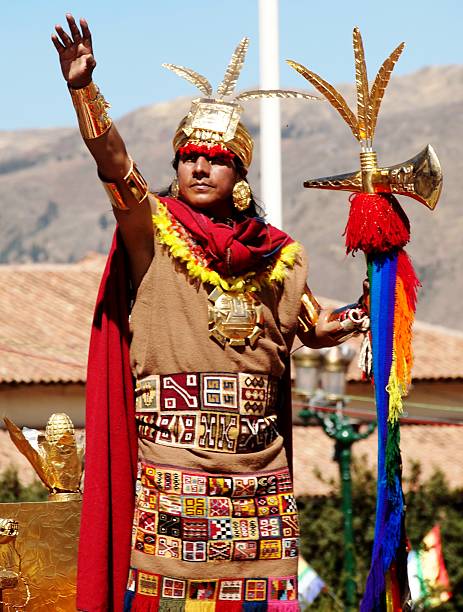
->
<box><xmin>3</xmin><ymin>414</ymin><xmax>84</xmax><ymax>502</ymax></box>
<box><xmin>287</xmin><ymin>28</ymin><xmax>442</xmax><ymax>210</ymax></box>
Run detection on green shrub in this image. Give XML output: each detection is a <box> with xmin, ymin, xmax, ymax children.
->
<box><xmin>298</xmin><ymin>458</ymin><xmax>462</xmax><ymax>610</ymax></box>
<box><xmin>0</xmin><ymin>467</ymin><xmax>48</xmax><ymax>503</ymax></box>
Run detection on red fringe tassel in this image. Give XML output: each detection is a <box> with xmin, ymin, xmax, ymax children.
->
<box><xmin>216</xmin><ymin>602</ymin><xmax>246</xmax><ymax>612</ymax></box>
<box><xmin>344</xmin><ymin>193</ymin><xmax>410</xmax><ymax>255</ymax></box>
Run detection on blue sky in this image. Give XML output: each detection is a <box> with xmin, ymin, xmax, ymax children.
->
<box><xmin>0</xmin><ymin>0</ymin><xmax>461</xmax><ymax>129</ymax></box>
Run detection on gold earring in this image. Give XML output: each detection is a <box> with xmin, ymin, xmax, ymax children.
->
<box><xmin>232</xmin><ymin>180</ymin><xmax>251</xmax><ymax>211</ymax></box>
<box><xmin>170</xmin><ymin>177</ymin><xmax>179</xmax><ymax>199</ymax></box>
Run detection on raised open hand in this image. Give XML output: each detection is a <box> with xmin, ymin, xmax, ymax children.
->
<box><xmin>52</xmin><ymin>14</ymin><xmax>96</xmax><ymax>89</ymax></box>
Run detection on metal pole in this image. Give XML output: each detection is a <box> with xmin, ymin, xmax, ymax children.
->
<box><xmin>335</xmin><ymin>436</ymin><xmax>357</xmax><ymax>611</ymax></box>
<box><xmin>298</xmin><ymin>403</ymin><xmax>376</xmax><ymax>610</ymax></box>
<box><xmin>258</xmin><ymin>0</ymin><xmax>283</xmax><ymax>228</ymax></box>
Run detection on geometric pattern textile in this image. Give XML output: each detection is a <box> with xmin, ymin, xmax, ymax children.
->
<box><xmin>133</xmin><ymin>462</ymin><xmax>300</xmax><ymax>564</ymax></box>
<box><xmin>135</xmin><ymin>372</ymin><xmax>280</xmax><ymax>453</ymax></box>
<box><xmin>125</xmin><ymin>567</ymin><xmax>299</xmax><ymax>610</ymax></box>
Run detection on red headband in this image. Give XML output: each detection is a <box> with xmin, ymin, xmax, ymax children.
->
<box><xmin>178</xmin><ymin>142</ymin><xmax>236</xmax><ymax>164</ymax></box>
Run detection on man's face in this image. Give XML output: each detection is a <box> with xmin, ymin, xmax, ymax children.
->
<box><xmin>176</xmin><ymin>149</ymin><xmax>240</xmax><ymax>214</ymax></box>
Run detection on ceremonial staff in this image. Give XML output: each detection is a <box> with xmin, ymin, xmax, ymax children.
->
<box><xmin>288</xmin><ymin>28</ymin><xmax>442</xmax><ymax>611</ymax></box>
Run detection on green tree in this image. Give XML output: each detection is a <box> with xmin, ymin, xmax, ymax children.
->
<box><xmin>298</xmin><ymin>458</ymin><xmax>462</xmax><ymax>610</ymax></box>
<box><xmin>0</xmin><ymin>467</ymin><xmax>47</xmax><ymax>503</ymax></box>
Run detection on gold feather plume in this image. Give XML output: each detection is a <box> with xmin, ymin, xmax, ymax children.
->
<box><xmin>162</xmin><ymin>64</ymin><xmax>213</xmax><ymax>97</ymax></box>
<box><xmin>217</xmin><ymin>37</ymin><xmax>249</xmax><ymax>98</ymax></box>
<box><xmin>286</xmin><ymin>59</ymin><xmax>359</xmax><ymax>140</ymax></box>
<box><xmin>287</xmin><ymin>29</ymin><xmax>404</xmax><ymax>147</ymax></box>
<box><xmin>353</xmin><ymin>27</ymin><xmax>371</xmax><ymax>141</ymax></box>
<box><xmin>368</xmin><ymin>42</ymin><xmax>405</xmax><ymax>140</ymax></box>
<box><xmin>163</xmin><ymin>40</ymin><xmax>319</xmax><ymax>107</ymax></box>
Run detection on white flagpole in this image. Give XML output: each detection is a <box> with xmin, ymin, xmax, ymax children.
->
<box><xmin>258</xmin><ymin>0</ymin><xmax>282</xmax><ymax>228</ymax></box>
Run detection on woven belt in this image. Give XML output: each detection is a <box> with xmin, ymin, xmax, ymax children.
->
<box><xmin>135</xmin><ymin>372</ymin><xmax>281</xmax><ymax>454</ymax></box>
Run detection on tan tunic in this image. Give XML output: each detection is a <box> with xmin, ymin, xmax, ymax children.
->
<box><xmin>127</xmin><ymin>232</ymin><xmax>307</xmax><ymax>605</ymax></box>
<box><xmin>130</xmin><ymin>238</ymin><xmax>307</xmax><ymax>379</ymax></box>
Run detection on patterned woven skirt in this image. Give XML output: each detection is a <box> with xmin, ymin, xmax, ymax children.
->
<box><xmin>125</xmin><ymin>372</ymin><xmax>300</xmax><ymax>612</ymax></box>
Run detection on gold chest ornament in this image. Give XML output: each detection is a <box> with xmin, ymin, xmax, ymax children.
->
<box><xmin>208</xmin><ymin>286</ymin><xmax>264</xmax><ymax>347</ymax></box>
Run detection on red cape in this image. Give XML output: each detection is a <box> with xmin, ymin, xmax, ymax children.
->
<box><xmin>77</xmin><ymin>230</ymin><xmax>138</xmax><ymax>612</ymax></box>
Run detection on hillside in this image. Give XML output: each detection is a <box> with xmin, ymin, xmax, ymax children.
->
<box><xmin>0</xmin><ymin>65</ymin><xmax>461</xmax><ymax>329</ymax></box>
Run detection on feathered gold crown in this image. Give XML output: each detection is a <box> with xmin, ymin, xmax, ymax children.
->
<box><xmin>164</xmin><ymin>38</ymin><xmax>319</xmax><ymax>167</ymax></box>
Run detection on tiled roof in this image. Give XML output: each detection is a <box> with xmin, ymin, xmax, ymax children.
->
<box><xmin>344</xmin><ymin>321</ymin><xmax>463</xmax><ymax>382</ymax></box>
<box><xmin>399</xmin><ymin>321</ymin><xmax>463</xmax><ymax>381</ymax></box>
<box><xmin>293</xmin><ymin>424</ymin><xmax>463</xmax><ymax>496</ymax></box>
<box><xmin>1</xmin><ymin>256</ymin><xmax>462</xmax><ymax>383</ymax></box>
<box><xmin>0</xmin><ymin>255</ymin><xmax>104</xmax><ymax>384</ymax></box>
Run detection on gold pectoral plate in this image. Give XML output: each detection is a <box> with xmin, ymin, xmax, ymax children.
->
<box><xmin>208</xmin><ymin>287</ymin><xmax>264</xmax><ymax>347</ymax></box>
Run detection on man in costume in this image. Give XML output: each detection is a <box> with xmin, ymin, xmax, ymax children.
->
<box><xmin>52</xmin><ymin>15</ymin><xmax>368</xmax><ymax>612</ymax></box>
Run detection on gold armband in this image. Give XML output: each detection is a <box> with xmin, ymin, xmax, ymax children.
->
<box><xmin>101</xmin><ymin>159</ymin><xmax>149</xmax><ymax>210</ymax></box>
<box><xmin>298</xmin><ymin>285</ymin><xmax>321</xmax><ymax>333</ymax></box>
<box><xmin>69</xmin><ymin>81</ymin><xmax>112</xmax><ymax>139</ymax></box>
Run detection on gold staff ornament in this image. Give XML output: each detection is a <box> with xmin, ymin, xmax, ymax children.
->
<box><xmin>287</xmin><ymin>28</ymin><xmax>442</xmax><ymax>209</ymax></box>
<box><xmin>287</xmin><ymin>29</ymin><xmax>443</xmax><ymax>610</ymax></box>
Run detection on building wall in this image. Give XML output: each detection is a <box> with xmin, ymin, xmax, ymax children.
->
<box><xmin>0</xmin><ymin>383</ymin><xmax>85</xmax><ymax>429</ymax></box>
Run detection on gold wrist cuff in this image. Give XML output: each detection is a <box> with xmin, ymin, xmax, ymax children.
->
<box><xmin>69</xmin><ymin>81</ymin><xmax>112</xmax><ymax>139</ymax></box>
<box><xmin>298</xmin><ymin>286</ymin><xmax>321</xmax><ymax>334</ymax></box>
<box><xmin>101</xmin><ymin>159</ymin><xmax>149</xmax><ymax>210</ymax></box>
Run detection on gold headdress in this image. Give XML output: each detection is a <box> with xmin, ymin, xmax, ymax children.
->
<box><xmin>164</xmin><ymin>37</ymin><xmax>319</xmax><ymax>167</ymax></box>
<box><xmin>287</xmin><ymin>28</ymin><xmax>442</xmax><ymax>208</ymax></box>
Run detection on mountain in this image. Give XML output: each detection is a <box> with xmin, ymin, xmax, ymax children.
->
<box><xmin>1</xmin><ymin>65</ymin><xmax>461</xmax><ymax>329</ymax></box>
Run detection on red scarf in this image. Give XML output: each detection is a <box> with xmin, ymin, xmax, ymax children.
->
<box><xmin>161</xmin><ymin>196</ymin><xmax>292</xmax><ymax>276</ymax></box>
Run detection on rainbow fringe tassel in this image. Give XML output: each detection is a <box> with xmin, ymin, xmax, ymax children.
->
<box><xmin>344</xmin><ymin>193</ymin><xmax>419</xmax><ymax>611</ymax></box>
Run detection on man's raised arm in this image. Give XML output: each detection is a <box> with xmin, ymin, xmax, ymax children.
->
<box><xmin>52</xmin><ymin>14</ymin><xmax>154</xmax><ymax>289</ymax></box>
